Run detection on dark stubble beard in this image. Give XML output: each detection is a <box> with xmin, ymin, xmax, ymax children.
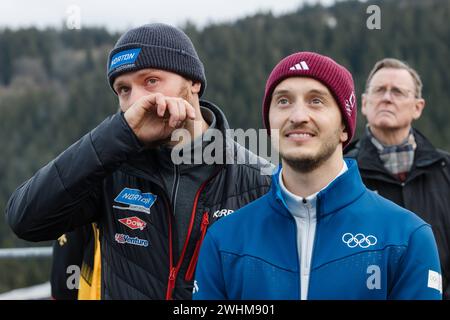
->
<box><xmin>281</xmin><ymin>127</ymin><xmax>342</xmax><ymax>173</ymax></box>
<box><xmin>161</xmin><ymin>83</ymin><xmax>194</xmax><ymax>147</ymax></box>
<box><xmin>178</xmin><ymin>83</ymin><xmax>193</xmax><ymax>104</ymax></box>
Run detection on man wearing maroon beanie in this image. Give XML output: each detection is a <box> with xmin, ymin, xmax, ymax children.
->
<box><xmin>193</xmin><ymin>52</ymin><xmax>442</xmax><ymax>300</ymax></box>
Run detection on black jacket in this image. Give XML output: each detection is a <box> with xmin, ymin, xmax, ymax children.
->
<box><xmin>6</xmin><ymin>100</ymin><xmax>271</xmax><ymax>300</ymax></box>
<box><xmin>51</xmin><ymin>228</ymin><xmax>84</xmax><ymax>300</ymax></box>
<box><xmin>346</xmin><ymin>129</ymin><xmax>450</xmax><ymax>299</ymax></box>
<box><xmin>50</xmin><ymin>223</ymin><xmax>98</xmax><ymax>300</ymax></box>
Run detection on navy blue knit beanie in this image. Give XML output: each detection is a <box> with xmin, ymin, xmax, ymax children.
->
<box><xmin>107</xmin><ymin>23</ymin><xmax>206</xmax><ymax>96</ymax></box>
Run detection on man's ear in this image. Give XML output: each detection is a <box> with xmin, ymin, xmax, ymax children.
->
<box><xmin>191</xmin><ymin>81</ymin><xmax>201</xmax><ymax>95</ymax></box>
<box><xmin>361</xmin><ymin>93</ymin><xmax>368</xmax><ymax>117</ymax></box>
<box><xmin>340</xmin><ymin>122</ymin><xmax>349</xmax><ymax>143</ymax></box>
<box><xmin>412</xmin><ymin>98</ymin><xmax>425</xmax><ymax>120</ymax></box>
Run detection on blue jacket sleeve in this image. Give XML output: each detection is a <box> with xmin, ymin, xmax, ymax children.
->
<box><xmin>389</xmin><ymin>224</ymin><xmax>442</xmax><ymax>300</ymax></box>
<box><xmin>193</xmin><ymin>230</ymin><xmax>227</xmax><ymax>300</ymax></box>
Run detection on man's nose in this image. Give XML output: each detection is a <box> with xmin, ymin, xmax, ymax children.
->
<box><xmin>123</xmin><ymin>86</ymin><xmax>150</xmax><ymax>110</ymax></box>
<box><xmin>130</xmin><ymin>85</ymin><xmax>150</xmax><ymax>103</ymax></box>
<box><xmin>288</xmin><ymin>102</ymin><xmax>310</xmax><ymax>124</ymax></box>
<box><xmin>381</xmin><ymin>88</ymin><xmax>394</xmax><ymax>102</ymax></box>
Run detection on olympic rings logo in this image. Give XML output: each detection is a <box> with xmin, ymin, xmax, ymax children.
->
<box><xmin>342</xmin><ymin>233</ymin><xmax>377</xmax><ymax>248</ymax></box>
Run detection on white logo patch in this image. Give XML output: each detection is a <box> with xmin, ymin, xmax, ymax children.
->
<box><xmin>342</xmin><ymin>232</ymin><xmax>377</xmax><ymax>248</ymax></box>
<box><xmin>213</xmin><ymin>209</ymin><xmax>234</xmax><ymax>218</ymax></box>
<box><xmin>344</xmin><ymin>92</ymin><xmax>356</xmax><ymax>117</ymax></box>
<box><xmin>427</xmin><ymin>270</ymin><xmax>442</xmax><ymax>293</ymax></box>
<box><xmin>289</xmin><ymin>61</ymin><xmax>309</xmax><ymax>71</ymax></box>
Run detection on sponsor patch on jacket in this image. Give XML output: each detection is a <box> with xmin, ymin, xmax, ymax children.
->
<box><xmin>118</xmin><ymin>216</ymin><xmax>147</xmax><ymax>230</ymax></box>
<box><xmin>342</xmin><ymin>232</ymin><xmax>377</xmax><ymax>248</ymax></box>
<box><xmin>115</xmin><ymin>233</ymin><xmax>149</xmax><ymax>247</ymax></box>
<box><xmin>109</xmin><ymin>48</ymin><xmax>141</xmax><ymax>71</ymax></box>
<box><xmin>114</xmin><ymin>188</ymin><xmax>157</xmax><ymax>214</ymax></box>
<box><xmin>427</xmin><ymin>270</ymin><xmax>442</xmax><ymax>293</ymax></box>
<box><xmin>213</xmin><ymin>209</ymin><xmax>234</xmax><ymax>218</ymax></box>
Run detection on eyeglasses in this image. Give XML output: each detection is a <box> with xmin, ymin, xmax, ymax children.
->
<box><xmin>368</xmin><ymin>86</ymin><xmax>415</xmax><ymax>100</ymax></box>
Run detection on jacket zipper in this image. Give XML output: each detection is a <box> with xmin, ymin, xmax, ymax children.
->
<box><xmin>117</xmin><ymin>166</ymin><xmax>209</xmax><ymax>300</ymax></box>
<box><xmin>165</xmin><ymin>192</ymin><xmax>175</xmax><ymax>300</ymax></box>
<box><xmin>165</xmin><ymin>167</ymin><xmax>222</xmax><ymax>300</ymax></box>
<box><xmin>302</xmin><ymin>202</ymin><xmax>312</xmax><ymax>300</ymax></box>
<box><xmin>304</xmin><ymin>202</ymin><xmax>312</xmax><ymax>272</ymax></box>
<box><xmin>306</xmin><ymin>197</ymin><xmax>320</xmax><ymax>300</ymax></box>
<box><xmin>166</xmin><ymin>164</ymin><xmax>180</xmax><ymax>299</ymax></box>
<box><xmin>185</xmin><ymin>212</ymin><xmax>210</xmax><ymax>281</ymax></box>
<box><xmin>171</xmin><ymin>164</ymin><xmax>180</xmax><ymax>216</ymax></box>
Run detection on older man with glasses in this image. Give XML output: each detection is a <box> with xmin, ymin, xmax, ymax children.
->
<box><xmin>346</xmin><ymin>57</ymin><xmax>450</xmax><ymax>299</ymax></box>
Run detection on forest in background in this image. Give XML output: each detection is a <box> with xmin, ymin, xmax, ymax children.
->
<box><xmin>0</xmin><ymin>0</ymin><xmax>449</xmax><ymax>292</ymax></box>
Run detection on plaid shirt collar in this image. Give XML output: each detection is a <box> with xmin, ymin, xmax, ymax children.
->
<box><xmin>367</xmin><ymin>126</ymin><xmax>417</xmax><ymax>181</ymax></box>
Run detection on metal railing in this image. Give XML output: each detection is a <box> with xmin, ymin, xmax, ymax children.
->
<box><xmin>0</xmin><ymin>282</ymin><xmax>50</xmax><ymax>300</ymax></box>
<box><xmin>0</xmin><ymin>247</ymin><xmax>53</xmax><ymax>259</ymax></box>
<box><xmin>0</xmin><ymin>247</ymin><xmax>53</xmax><ymax>299</ymax></box>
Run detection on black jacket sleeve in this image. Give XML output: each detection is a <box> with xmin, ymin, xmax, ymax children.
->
<box><xmin>6</xmin><ymin>112</ymin><xmax>142</xmax><ymax>241</ymax></box>
<box><xmin>50</xmin><ymin>226</ymin><xmax>91</xmax><ymax>300</ymax></box>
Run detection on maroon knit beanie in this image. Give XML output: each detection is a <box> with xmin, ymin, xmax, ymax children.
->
<box><xmin>263</xmin><ymin>52</ymin><xmax>357</xmax><ymax>148</ymax></box>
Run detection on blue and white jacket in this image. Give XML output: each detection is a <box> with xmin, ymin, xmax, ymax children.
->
<box><xmin>193</xmin><ymin>159</ymin><xmax>442</xmax><ymax>300</ymax></box>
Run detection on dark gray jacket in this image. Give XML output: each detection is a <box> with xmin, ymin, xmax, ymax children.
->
<box><xmin>6</xmin><ymin>100</ymin><xmax>271</xmax><ymax>300</ymax></box>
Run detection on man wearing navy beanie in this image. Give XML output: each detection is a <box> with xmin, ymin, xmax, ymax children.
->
<box><xmin>107</xmin><ymin>23</ymin><xmax>207</xmax><ymax>97</ymax></box>
<box><xmin>7</xmin><ymin>23</ymin><xmax>271</xmax><ymax>300</ymax></box>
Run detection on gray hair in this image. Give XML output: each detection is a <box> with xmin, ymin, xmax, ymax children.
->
<box><xmin>365</xmin><ymin>58</ymin><xmax>423</xmax><ymax>98</ymax></box>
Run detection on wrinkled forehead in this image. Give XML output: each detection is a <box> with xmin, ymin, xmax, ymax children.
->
<box><xmin>114</xmin><ymin>68</ymin><xmax>165</xmax><ymax>81</ymax></box>
<box><xmin>273</xmin><ymin>76</ymin><xmax>334</xmax><ymax>98</ymax></box>
<box><xmin>369</xmin><ymin>68</ymin><xmax>416</xmax><ymax>89</ymax></box>
<box><xmin>113</xmin><ymin>68</ymin><xmax>185</xmax><ymax>87</ymax></box>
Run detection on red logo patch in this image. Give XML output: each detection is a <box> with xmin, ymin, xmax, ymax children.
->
<box><xmin>118</xmin><ymin>216</ymin><xmax>147</xmax><ymax>230</ymax></box>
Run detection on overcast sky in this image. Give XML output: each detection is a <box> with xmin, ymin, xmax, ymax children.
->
<box><xmin>1</xmin><ymin>0</ymin><xmax>336</xmax><ymax>31</ymax></box>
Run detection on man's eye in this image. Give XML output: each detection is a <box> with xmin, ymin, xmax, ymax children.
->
<box><xmin>147</xmin><ymin>78</ymin><xmax>158</xmax><ymax>85</ymax></box>
<box><xmin>277</xmin><ymin>98</ymin><xmax>289</xmax><ymax>105</ymax></box>
<box><xmin>375</xmin><ymin>87</ymin><xmax>386</xmax><ymax>94</ymax></box>
<box><xmin>391</xmin><ymin>88</ymin><xmax>403</xmax><ymax>96</ymax></box>
<box><xmin>117</xmin><ymin>87</ymin><xmax>130</xmax><ymax>95</ymax></box>
<box><xmin>311</xmin><ymin>98</ymin><xmax>324</xmax><ymax>105</ymax></box>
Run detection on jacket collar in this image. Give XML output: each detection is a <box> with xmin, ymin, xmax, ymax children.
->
<box><xmin>269</xmin><ymin>158</ymin><xmax>366</xmax><ymax>219</ymax></box>
<box><xmin>154</xmin><ymin>105</ymin><xmax>217</xmax><ymax>173</ymax></box>
<box><xmin>119</xmin><ymin>100</ymin><xmax>271</xmax><ymax>184</ymax></box>
<box><xmin>356</xmin><ymin>128</ymin><xmax>445</xmax><ymax>177</ymax></box>
<box><xmin>410</xmin><ymin>129</ymin><xmax>445</xmax><ymax>167</ymax></box>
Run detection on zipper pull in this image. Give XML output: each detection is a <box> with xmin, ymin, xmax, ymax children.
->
<box><xmin>166</xmin><ymin>267</ymin><xmax>177</xmax><ymax>300</ymax></box>
<box><xmin>201</xmin><ymin>212</ymin><xmax>209</xmax><ymax>230</ymax></box>
<box><xmin>169</xmin><ymin>267</ymin><xmax>176</xmax><ymax>281</ymax></box>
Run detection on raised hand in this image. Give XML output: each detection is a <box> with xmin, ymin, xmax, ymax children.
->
<box><xmin>124</xmin><ymin>93</ymin><xmax>196</xmax><ymax>145</ymax></box>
